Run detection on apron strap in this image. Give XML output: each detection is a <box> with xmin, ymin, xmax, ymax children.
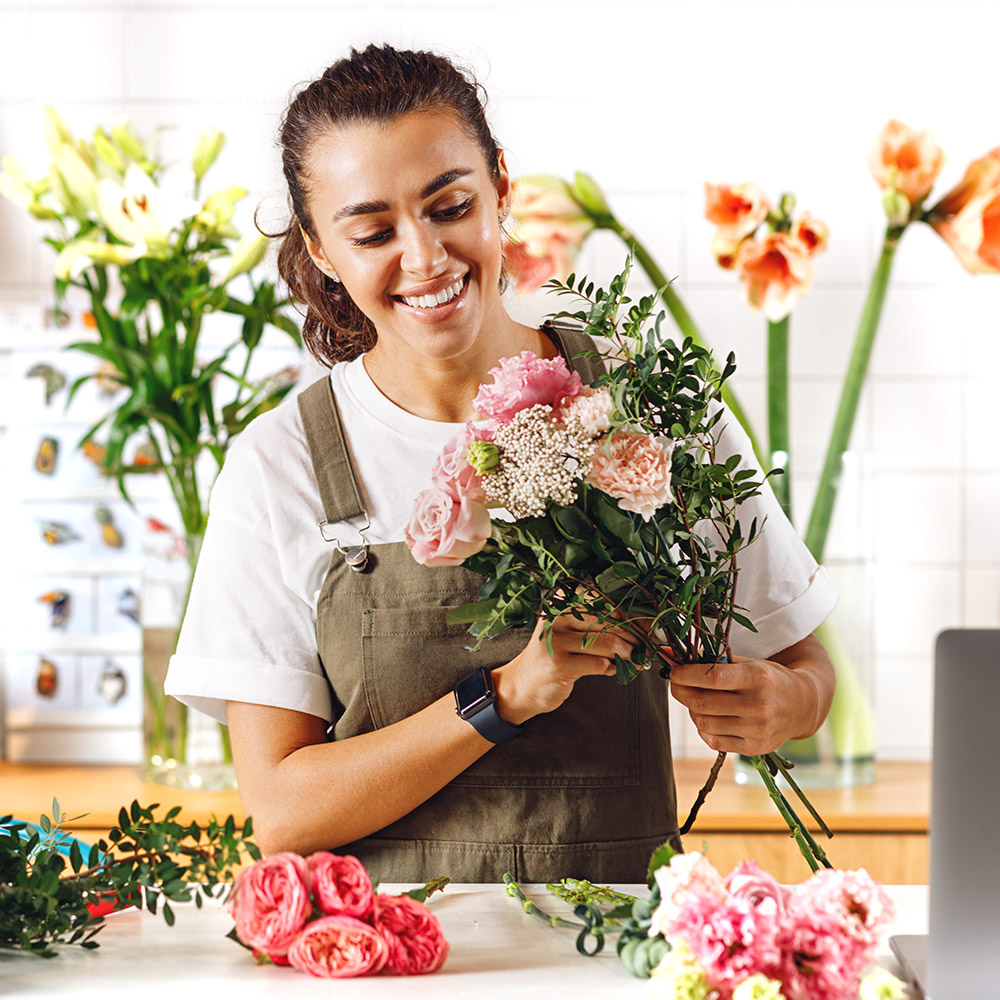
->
<box><xmin>543</xmin><ymin>322</ymin><xmax>608</xmax><ymax>382</ymax></box>
<box><xmin>297</xmin><ymin>376</ymin><xmax>366</xmax><ymax>525</ymax></box>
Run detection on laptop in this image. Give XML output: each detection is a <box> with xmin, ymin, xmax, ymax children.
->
<box><xmin>889</xmin><ymin>628</ymin><xmax>1000</xmax><ymax>1000</ymax></box>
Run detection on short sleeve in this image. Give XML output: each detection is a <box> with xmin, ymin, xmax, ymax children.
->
<box><xmin>710</xmin><ymin>406</ymin><xmax>839</xmax><ymax>659</ymax></box>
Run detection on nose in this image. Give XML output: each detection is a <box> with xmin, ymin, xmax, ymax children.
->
<box><xmin>398</xmin><ymin>218</ymin><xmax>448</xmax><ymax>278</ymax></box>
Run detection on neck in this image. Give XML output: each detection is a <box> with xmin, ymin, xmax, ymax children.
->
<box><xmin>362</xmin><ymin>316</ymin><xmax>559</xmax><ymax>423</ymax></box>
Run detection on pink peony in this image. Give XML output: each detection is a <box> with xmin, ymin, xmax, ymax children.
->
<box><xmin>551</xmin><ymin>385</ymin><xmax>613</xmax><ymax>436</ymax></box>
<box><xmin>736</xmin><ymin>231</ymin><xmax>815</xmax><ymax>322</ymax></box>
<box><xmin>229</xmin><ymin>852</ymin><xmax>313</xmax><ymax>956</ymax></box>
<box><xmin>649</xmin><ymin>851</ymin><xmax>728</xmax><ymax>935</ymax></box>
<box><xmin>585</xmin><ymin>429</ymin><xmax>674</xmax><ymax>522</ymax></box>
<box><xmin>431</xmin><ymin>421</ymin><xmax>494</xmax><ymax>501</ymax></box>
<box><xmin>286</xmin><ymin>914</ymin><xmax>388</xmax><ymax>979</ymax></box>
<box><xmin>404</xmin><ymin>484</ymin><xmax>492</xmax><ymax>567</ymax></box>
<box><xmin>473</xmin><ymin>351</ymin><xmax>582</xmax><ymax>424</ymax></box>
<box><xmin>670</xmin><ymin>891</ymin><xmax>782</xmax><ymax>998</ymax></box>
<box><xmin>726</xmin><ymin>860</ymin><xmax>791</xmax><ymax>917</ymax></box>
<box><xmin>305</xmin><ymin>852</ymin><xmax>374</xmax><ymax>921</ymax></box>
<box><xmin>372</xmin><ymin>894</ymin><xmax>450</xmax><ymax>975</ymax></box>
<box><xmin>705</xmin><ymin>182</ymin><xmax>771</xmax><ymax>238</ymax></box>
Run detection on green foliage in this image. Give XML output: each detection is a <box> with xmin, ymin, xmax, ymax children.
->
<box><xmin>0</xmin><ymin>797</ymin><xmax>258</xmax><ymax>957</ymax></box>
<box><xmin>457</xmin><ymin>259</ymin><xmax>773</xmax><ymax>672</ymax></box>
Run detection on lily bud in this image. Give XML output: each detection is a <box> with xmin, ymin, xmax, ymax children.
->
<box><xmin>111</xmin><ymin>120</ymin><xmax>146</xmax><ymax>161</ymax></box>
<box><xmin>882</xmin><ymin>187</ymin><xmax>911</xmax><ymax>227</ymax></box>
<box><xmin>467</xmin><ymin>440</ymin><xmax>500</xmax><ymax>475</ymax></box>
<box><xmin>43</xmin><ymin>107</ymin><xmax>73</xmax><ymax>158</ymax></box>
<box><xmin>0</xmin><ymin>155</ymin><xmax>33</xmax><ymax>210</ymax></box>
<box><xmin>93</xmin><ymin>129</ymin><xmax>125</xmax><ymax>174</ymax></box>
<box><xmin>197</xmin><ymin>185</ymin><xmax>245</xmax><ymax>231</ymax></box>
<box><xmin>224</xmin><ymin>232</ymin><xmax>268</xmax><ymax>282</ymax></box>
<box><xmin>571</xmin><ymin>171</ymin><xmax>611</xmax><ymax>219</ymax></box>
<box><xmin>55</xmin><ymin>144</ymin><xmax>98</xmax><ymax>213</ymax></box>
<box><xmin>192</xmin><ymin>129</ymin><xmax>225</xmax><ymax>182</ymax></box>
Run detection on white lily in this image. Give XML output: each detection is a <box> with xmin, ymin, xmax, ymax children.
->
<box><xmin>96</xmin><ymin>163</ymin><xmax>200</xmax><ymax>250</ymax></box>
<box><xmin>54</xmin><ymin>237</ymin><xmax>148</xmax><ymax>281</ymax></box>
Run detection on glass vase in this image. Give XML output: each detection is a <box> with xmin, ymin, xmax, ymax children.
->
<box><xmin>142</xmin><ymin>527</ymin><xmax>235</xmax><ymax>790</ymax></box>
<box><xmin>735</xmin><ymin>450</ymin><xmax>876</xmax><ymax>788</ymax></box>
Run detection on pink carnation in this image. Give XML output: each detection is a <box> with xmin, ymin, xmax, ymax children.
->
<box><xmin>670</xmin><ymin>892</ymin><xmax>782</xmax><ymax>998</ymax></box>
<box><xmin>229</xmin><ymin>852</ymin><xmax>313</xmax><ymax>956</ymax></box>
<box><xmin>431</xmin><ymin>422</ymin><xmax>493</xmax><ymax>501</ymax></box>
<box><xmin>794</xmin><ymin>867</ymin><xmax>895</xmax><ymax>950</ymax></box>
<box><xmin>404</xmin><ymin>484</ymin><xmax>491</xmax><ymax>567</ymax></box>
<box><xmin>585</xmin><ymin>429</ymin><xmax>674</xmax><ymax>521</ymax></box>
<box><xmin>775</xmin><ymin>904</ymin><xmax>868</xmax><ymax>1000</ymax></box>
<box><xmin>473</xmin><ymin>350</ymin><xmax>582</xmax><ymax>423</ymax></box>
<box><xmin>650</xmin><ymin>852</ymin><xmax>728</xmax><ymax>934</ymax></box>
<box><xmin>372</xmin><ymin>894</ymin><xmax>450</xmax><ymax>975</ymax></box>
<box><xmin>551</xmin><ymin>385</ymin><xmax>613</xmax><ymax>436</ymax></box>
<box><xmin>726</xmin><ymin>859</ymin><xmax>791</xmax><ymax>917</ymax></box>
<box><xmin>286</xmin><ymin>914</ymin><xmax>388</xmax><ymax>979</ymax></box>
<box><xmin>305</xmin><ymin>852</ymin><xmax>374</xmax><ymax>921</ymax></box>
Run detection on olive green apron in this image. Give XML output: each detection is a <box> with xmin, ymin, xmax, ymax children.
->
<box><xmin>297</xmin><ymin>328</ymin><xmax>680</xmax><ymax>884</ymax></box>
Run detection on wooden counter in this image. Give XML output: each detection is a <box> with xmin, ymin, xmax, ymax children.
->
<box><xmin>0</xmin><ymin>757</ymin><xmax>930</xmax><ymax>883</ymax></box>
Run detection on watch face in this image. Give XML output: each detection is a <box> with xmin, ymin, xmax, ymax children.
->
<box><xmin>455</xmin><ymin>668</ymin><xmax>493</xmax><ymax>718</ymax></box>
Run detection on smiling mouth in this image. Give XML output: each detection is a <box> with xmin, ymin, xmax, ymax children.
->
<box><xmin>395</xmin><ymin>274</ymin><xmax>468</xmax><ymax>310</ymax></box>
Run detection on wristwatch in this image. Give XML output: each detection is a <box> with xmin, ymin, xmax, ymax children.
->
<box><xmin>453</xmin><ymin>666</ymin><xmax>525</xmax><ymax>745</ymax></box>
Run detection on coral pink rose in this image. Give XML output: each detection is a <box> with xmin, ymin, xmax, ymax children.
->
<box><xmin>705</xmin><ymin>182</ymin><xmax>770</xmax><ymax>238</ymax></box>
<box><xmin>286</xmin><ymin>914</ymin><xmax>388</xmax><ymax>979</ymax></box>
<box><xmin>737</xmin><ymin>232</ymin><xmax>814</xmax><ymax>321</ymax></box>
<box><xmin>405</xmin><ymin>484</ymin><xmax>491</xmax><ymax>566</ymax></box>
<box><xmin>505</xmin><ymin>175</ymin><xmax>594</xmax><ymax>292</ymax></box>
<box><xmin>473</xmin><ymin>350</ymin><xmax>582</xmax><ymax>424</ymax></box>
<box><xmin>867</xmin><ymin>119</ymin><xmax>944</xmax><ymax>205</ymax></box>
<box><xmin>431</xmin><ymin>422</ymin><xmax>493</xmax><ymax>501</ymax></box>
<box><xmin>305</xmin><ymin>852</ymin><xmax>374</xmax><ymax>920</ymax></box>
<box><xmin>927</xmin><ymin>146</ymin><xmax>1000</xmax><ymax>274</ymax></box>
<box><xmin>791</xmin><ymin>213</ymin><xmax>829</xmax><ymax>257</ymax></box>
<box><xmin>726</xmin><ymin>860</ymin><xmax>791</xmax><ymax>917</ymax></box>
<box><xmin>229</xmin><ymin>852</ymin><xmax>312</xmax><ymax>956</ymax></box>
<box><xmin>551</xmin><ymin>385</ymin><xmax>613</xmax><ymax>436</ymax></box>
<box><xmin>585</xmin><ymin>429</ymin><xmax>674</xmax><ymax>522</ymax></box>
<box><xmin>372</xmin><ymin>894</ymin><xmax>450</xmax><ymax>975</ymax></box>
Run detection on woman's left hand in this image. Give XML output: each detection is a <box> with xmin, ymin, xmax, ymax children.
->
<box><xmin>668</xmin><ymin>633</ymin><xmax>835</xmax><ymax>755</ymax></box>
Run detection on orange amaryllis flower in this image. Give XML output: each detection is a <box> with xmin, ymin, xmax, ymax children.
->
<box><xmin>867</xmin><ymin>120</ymin><xmax>944</xmax><ymax>206</ymax></box>
<box><xmin>711</xmin><ymin>228</ymin><xmax>746</xmax><ymax>270</ymax></box>
<box><xmin>926</xmin><ymin>147</ymin><xmax>1000</xmax><ymax>274</ymax></box>
<box><xmin>704</xmin><ymin>182</ymin><xmax>770</xmax><ymax>239</ymax></box>
<box><xmin>505</xmin><ymin>175</ymin><xmax>594</xmax><ymax>292</ymax></box>
<box><xmin>791</xmin><ymin>213</ymin><xmax>829</xmax><ymax>256</ymax></box>
<box><xmin>737</xmin><ymin>232</ymin><xmax>814</xmax><ymax>322</ymax></box>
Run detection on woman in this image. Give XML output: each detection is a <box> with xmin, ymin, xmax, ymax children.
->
<box><xmin>165</xmin><ymin>44</ymin><xmax>837</xmax><ymax>883</ymax></box>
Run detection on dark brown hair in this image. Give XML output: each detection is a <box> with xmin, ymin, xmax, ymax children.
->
<box><xmin>273</xmin><ymin>44</ymin><xmax>502</xmax><ymax>367</ymax></box>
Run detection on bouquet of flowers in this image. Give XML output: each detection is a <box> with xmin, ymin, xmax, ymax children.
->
<box><xmin>227</xmin><ymin>851</ymin><xmax>449</xmax><ymax>979</ymax></box>
<box><xmin>505</xmin><ymin>850</ymin><xmax>906</xmax><ymax>1000</ymax></box>
<box><xmin>404</xmin><ymin>263</ymin><xmax>832</xmax><ymax>872</ymax></box>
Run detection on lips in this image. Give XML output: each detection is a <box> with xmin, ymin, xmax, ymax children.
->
<box><xmin>394</xmin><ymin>273</ymin><xmax>468</xmax><ymax>310</ymax></box>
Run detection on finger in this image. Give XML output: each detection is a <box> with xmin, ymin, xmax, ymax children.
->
<box><xmin>669</xmin><ymin>660</ymin><xmax>749</xmax><ymax>692</ymax></box>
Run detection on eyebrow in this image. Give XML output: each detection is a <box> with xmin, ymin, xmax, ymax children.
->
<box><xmin>332</xmin><ymin>168</ymin><xmax>474</xmax><ymax>222</ymax></box>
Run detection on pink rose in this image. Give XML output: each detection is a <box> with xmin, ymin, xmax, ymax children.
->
<box><xmin>704</xmin><ymin>182</ymin><xmax>770</xmax><ymax>238</ymax></box>
<box><xmin>505</xmin><ymin>175</ymin><xmax>594</xmax><ymax>292</ymax></box>
<box><xmin>725</xmin><ymin>860</ymin><xmax>791</xmax><ymax>917</ymax></box>
<box><xmin>927</xmin><ymin>146</ymin><xmax>1000</xmax><ymax>274</ymax></box>
<box><xmin>372</xmin><ymin>894</ymin><xmax>450</xmax><ymax>975</ymax></box>
<box><xmin>868</xmin><ymin>119</ymin><xmax>944</xmax><ymax>205</ymax></box>
<box><xmin>585</xmin><ymin>429</ymin><xmax>674</xmax><ymax>522</ymax></box>
<box><xmin>286</xmin><ymin>914</ymin><xmax>388</xmax><ymax>979</ymax></box>
<box><xmin>736</xmin><ymin>232</ymin><xmax>815</xmax><ymax>321</ymax></box>
<box><xmin>229</xmin><ymin>852</ymin><xmax>313</xmax><ymax>956</ymax></box>
<box><xmin>305</xmin><ymin>852</ymin><xmax>374</xmax><ymax>921</ymax></box>
<box><xmin>551</xmin><ymin>385</ymin><xmax>613</xmax><ymax>436</ymax></box>
<box><xmin>404</xmin><ymin>484</ymin><xmax>491</xmax><ymax>566</ymax></box>
<box><xmin>473</xmin><ymin>351</ymin><xmax>582</xmax><ymax>424</ymax></box>
<box><xmin>431</xmin><ymin>422</ymin><xmax>493</xmax><ymax>501</ymax></box>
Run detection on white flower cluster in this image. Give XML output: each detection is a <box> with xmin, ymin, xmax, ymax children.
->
<box><xmin>482</xmin><ymin>404</ymin><xmax>598</xmax><ymax>519</ymax></box>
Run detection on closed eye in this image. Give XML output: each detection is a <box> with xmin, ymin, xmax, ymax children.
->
<box><xmin>350</xmin><ymin>198</ymin><xmax>475</xmax><ymax>248</ymax></box>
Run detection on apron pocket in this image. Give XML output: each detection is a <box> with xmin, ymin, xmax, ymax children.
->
<box><xmin>362</xmin><ymin>606</ymin><xmax>639</xmax><ymax>787</ymax></box>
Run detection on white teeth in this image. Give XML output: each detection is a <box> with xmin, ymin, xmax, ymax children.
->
<box><xmin>401</xmin><ymin>277</ymin><xmax>465</xmax><ymax>309</ymax></box>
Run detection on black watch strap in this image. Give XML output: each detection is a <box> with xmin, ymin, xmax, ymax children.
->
<box><xmin>466</xmin><ymin>700</ymin><xmax>525</xmax><ymax>745</ymax></box>
<box><xmin>454</xmin><ymin>666</ymin><xmax>525</xmax><ymax>745</ymax></box>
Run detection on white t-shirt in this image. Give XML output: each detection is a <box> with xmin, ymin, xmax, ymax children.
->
<box><xmin>164</xmin><ymin>355</ymin><xmax>838</xmax><ymax>724</ymax></box>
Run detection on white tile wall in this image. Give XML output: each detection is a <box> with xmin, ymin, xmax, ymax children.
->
<box><xmin>2</xmin><ymin>0</ymin><xmax>999</xmax><ymax>761</ymax></box>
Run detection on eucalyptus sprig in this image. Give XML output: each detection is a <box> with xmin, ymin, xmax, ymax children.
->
<box><xmin>0</xmin><ymin>797</ymin><xmax>260</xmax><ymax>957</ymax></box>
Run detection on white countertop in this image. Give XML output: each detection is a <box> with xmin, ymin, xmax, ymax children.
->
<box><xmin>0</xmin><ymin>884</ymin><xmax>926</xmax><ymax>999</ymax></box>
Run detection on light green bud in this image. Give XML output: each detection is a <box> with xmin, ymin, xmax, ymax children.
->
<box><xmin>111</xmin><ymin>121</ymin><xmax>146</xmax><ymax>161</ymax></box>
<box><xmin>778</xmin><ymin>192</ymin><xmax>796</xmax><ymax>219</ymax></box>
<box><xmin>224</xmin><ymin>232</ymin><xmax>268</xmax><ymax>282</ymax></box>
<box><xmin>192</xmin><ymin>129</ymin><xmax>225</xmax><ymax>182</ymax></box>
<box><xmin>43</xmin><ymin>107</ymin><xmax>73</xmax><ymax>158</ymax></box>
<box><xmin>572</xmin><ymin>170</ymin><xmax>612</xmax><ymax>219</ymax></box>
<box><xmin>467</xmin><ymin>440</ymin><xmax>500</xmax><ymax>475</ymax></box>
<box><xmin>93</xmin><ymin>129</ymin><xmax>125</xmax><ymax>174</ymax></box>
<box><xmin>882</xmin><ymin>186</ymin><xmax>911</xmax><ymax>227</ymax></box>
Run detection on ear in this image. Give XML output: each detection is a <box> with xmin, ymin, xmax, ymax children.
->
<box><xmin>495</xmin><ymin>148</ymin><xmax>512</xmax><ymax>216</ymax></box>
<box><xmin>300</xmin><ymin>225</ymin><xmax>339</xmax><ymax>281</ymax></box>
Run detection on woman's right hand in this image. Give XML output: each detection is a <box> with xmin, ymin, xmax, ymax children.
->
<box><xmin>492</xmin><ymin>613</ymin><xmax>640</xmax><ymax>725</ymax></box>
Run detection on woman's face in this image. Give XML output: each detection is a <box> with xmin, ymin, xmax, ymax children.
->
<box><xmin>302</xmin><ymin>109</ymin><xmax>510</xmax><ymax>363</ymax></box>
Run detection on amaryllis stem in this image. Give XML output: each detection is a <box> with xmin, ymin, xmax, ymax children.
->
<box><xmin>804</xmin><ymin>227</ymin><xmax>902</xmax><ymax>561</ymax></box>
<box><xmin>767</xmin><ymin>316</ymin><xmax>792</xmax><ymax>519</ymax></box>
<box><xmin>604</xmin><ymin>217</ymin><xmax>766</xmax><ymax>467</ymax></box>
